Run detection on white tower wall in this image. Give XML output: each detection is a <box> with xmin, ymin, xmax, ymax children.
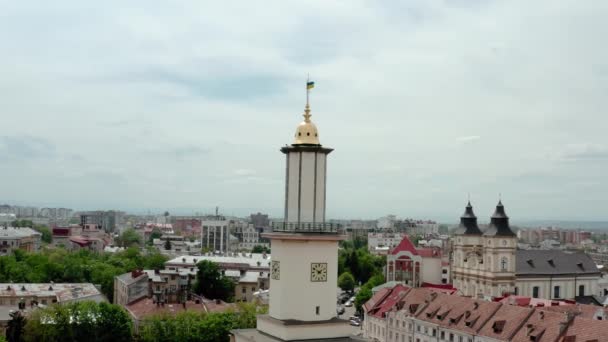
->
<box><xmin>268</xmin><ymin>237</ymin><xmax>339</xmax><ymax>321</ymax></box>
<box><xmin>284</xmin><ymin>151</ymin><xmax>328</xmax><ymax>225</ymax></box>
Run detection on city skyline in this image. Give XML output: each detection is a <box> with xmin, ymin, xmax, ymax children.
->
<box><xmin>1</xmin><ymin>1</ymin><xmax>607</xmax><ymax>221</ymax></box>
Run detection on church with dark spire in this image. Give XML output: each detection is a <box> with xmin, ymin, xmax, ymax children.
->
<box><xmin>451</xmin><ymin>200</ymin><xmax>517</xmax><ymax>298</ymax></box>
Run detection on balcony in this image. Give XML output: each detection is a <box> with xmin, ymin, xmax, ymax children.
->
<box><xmin>271</xmin><ymin>222</ymin><xmax>342</xmax><ymax>234</ymax></box>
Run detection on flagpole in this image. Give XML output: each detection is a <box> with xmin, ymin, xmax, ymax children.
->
<box><xmin>306</xmin><ymin>74</ymin><xmax>310</xmax><ymax>107</ymax></box>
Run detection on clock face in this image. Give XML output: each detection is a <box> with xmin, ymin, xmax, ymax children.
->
<box><xmin>271</xmin><ymin>261</ymin><xmax>280</xmax><ymax>280</ymax></box>
<box><xmin>310</xmin><ymin>263</ymin><xmax>328</xmax><ymax>282</ymax></box>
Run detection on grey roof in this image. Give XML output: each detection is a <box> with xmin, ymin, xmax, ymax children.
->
<box><xmin>516</xmin><ymin>250</ymin><xmax>600</xmax><ymax>276</ymax></box>
<box><xmin>483</xmin><ymin>201</ymin><xmax>516</xmax><ymax>237</ymax></box>
<box><xmin>454</xmin><ymin>201</ymin><xmax>482</xmax><ymax>235</ymax></box>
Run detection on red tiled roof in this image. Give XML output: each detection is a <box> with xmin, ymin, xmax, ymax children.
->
<box><xmin>364</xmin><ymin>287</ymin><xmax>391</xmax><ymax>313</ymax></box>
<box><xmin>390</xmin><ymin>236</ymin><xmax>419</xmax><ymax>255</ymax></box>
<box><xmin>540</xmin><ymin>304</ymin><xmax>608</xmax><ymax>320</ymax></box>
<box><xmin>560</xmin><ymin>316</ymin><xmax>608</xmax><ymax>342</ymax></box>
<box><xmin>420</xmin><ymin>283</ymin><xmax>457</xmax><ymax>294</ymax></box>
<box><xmin>417</xmin><ymin>248</ymin><xmax>441</xmax><ymax>258</ymax></box>
<box><xmin>69</xmin><ymin>236</ymin><xmax>91</xmax><ymax>246</ymax></box>
<box><xmin>477</xmin><ymin>303</ymin><xmax>534</xmax><ymax>340</ymax></box>
<box><xmin>368</xmin><ymin>284</ymin><xmax>410</xmax><ymax>319</ymax></box>
<box><xmin>511</xmin><ymin>309</ymin><xmax>569</xmax><ymax>342</ymax></box>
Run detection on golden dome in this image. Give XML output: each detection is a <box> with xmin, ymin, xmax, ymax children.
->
<box><xmin>293</xmin><ymin>104</ymin><xmax>320</xmax><ymax>145</ymax></box>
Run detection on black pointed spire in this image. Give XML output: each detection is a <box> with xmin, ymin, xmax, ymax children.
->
<box><xmin>485</xmin><ymin>200</ymin><xmax>516</xmax><ymax>237</ymax></box>
<box><xmin>458</xmin><ymin>201</ymin><xmax>482</xmax><ymax>235</ymax></box>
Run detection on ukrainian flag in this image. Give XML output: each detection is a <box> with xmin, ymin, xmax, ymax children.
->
<box><xmin>307</xmin><ymin>81</ymin><xmax>315</xmax><ymax>89</ymax></box>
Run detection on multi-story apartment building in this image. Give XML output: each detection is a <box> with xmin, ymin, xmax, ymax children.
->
<box><xmin>369</xmin><ymin>232</ymin><xmax>409</xmax><ymax>254</ymax></box>
<box><xmin>79</xmin><ymin>210</ymin><xmax>124</xmax><ymax>233</ymax></box>
<box><xmin>166</xmin><ymin>253</ymin><xmax>270</xmax><ymax>302</ymax></box>
<box><xmin>0</xmin><ymin>226</ymin><xmax>42</xmax><ymax>255</ymax></box>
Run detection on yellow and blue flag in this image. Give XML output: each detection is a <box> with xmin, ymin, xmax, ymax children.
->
<box><xmin>307</xmin><ymin>81</ymin><xmax>315</xmax><ymax>89</ymax></box>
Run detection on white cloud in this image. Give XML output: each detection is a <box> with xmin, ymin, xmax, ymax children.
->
<box><xmin>0</xmin><ymin>0</ymin><xmax>607</xmax><ymax>220</ymax></box>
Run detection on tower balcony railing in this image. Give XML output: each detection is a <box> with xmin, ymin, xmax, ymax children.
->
<box><xmin>271</xmin><ymin>222</ymin><xmax>342</xmax><ymax>234</ymax></box>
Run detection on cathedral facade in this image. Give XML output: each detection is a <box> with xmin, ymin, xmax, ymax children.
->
<box><xmin>451</xmin><ymin>201</ymin><xmax>517</xmax><ymax>298</ymax></box>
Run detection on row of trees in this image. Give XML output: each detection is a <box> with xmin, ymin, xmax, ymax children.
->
<box><xmin>0</xmin><ymin>248</ymin><xmax>167</xmax><ymax>302</ymax></box>
<box><xmin>139</xmin><ymin>303</ymin><xmax>265</xmax><ymax>342</ymax></box>
<box><xmin>337</xmin><ymin>237</ymin><xmax>387</xmax><ymax>312</ymax></box>
<box><xmin>338</xmin><ymin>237</ymin><xmax>385</xmax><ymax>285</ymax></box>
<box><xmin>6</xmin><ymin>301</ymin><xmax>133</xmax><ymax>342</ymax></box>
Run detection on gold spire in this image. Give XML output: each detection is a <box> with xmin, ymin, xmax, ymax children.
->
<box><xmin>293</xmin><ymin>80</ymin><xmax>320</xmax><ymax>145</ymax></box>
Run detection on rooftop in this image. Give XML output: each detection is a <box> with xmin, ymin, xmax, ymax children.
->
<box><xmin>0</xmin><ymin>283</ymin><xmax>103</xmax><ymax>303</ymax></box>
<box><xmin>0</xmin><ymin>227</ymin><xmax>41</xmax><ymax>238</ymax></box>
<box><xmin>516</xmin><ymin>250</ymin><xmax>600</xmax><ymax>276</ymax></box>
<box><xmin>126</xmin><ymin>297</ymin><xmax>234</xmax><ymax>321</ymax></box>
<box><xmin>166</xmin><ymin>253</ymin><xmax>271</xmax><ymax>269</ymax></box>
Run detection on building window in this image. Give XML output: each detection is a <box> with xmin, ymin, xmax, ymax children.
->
<box><xmin>554</xmin><ymin>286</ymin><xmax>561</xmax><ymax>299</ymax></box>
<box><xmin>579</xmin><ymin>285</ymin><xmax>585</xmax><ymax>297</ymax></box>
<box><xmin>441</xmin><ymin>331</ymin><xmax>445</xmax><ymax>340</ymax></box>
<box><xmin>459</xmin><ymin>336</ymin><xmax>463</xmax><ymax>342</ymax></box>
<box><xmin>315</xmin><ymin>306</ymin><xmax>320</xmax><ymax>315</ymax></box>
<box><xmin>501</xmin><ymin>257</ymin><xmax>508</xmax><ymax>271</ymax></box>
<box><xmin>395</xmin><ymin>333</ymin><xmax>399</xmax><ymax>341</ymax></box>
<box><xmin>417</xmin><ymin>325</ymin><xmax>420</xmax><ymax>332</ymax></box>
<box><xmin>449</xmin><ymin>333</ymin><xmax>454</xmax><ymax>342</ymax></box>
<box><xmin>532</xmin><ymin>286</ymin><xmax>539</xmax><ymax>298</ymax></box>
<box><xmin>432</xmin><ymin>328</ymin><xmax>436</xmax><ymax>337</ymax></box>
<box><xmin>242</xmin><ymin>287</ymin><xmax>246</xmax><ymax>294</ymax></box>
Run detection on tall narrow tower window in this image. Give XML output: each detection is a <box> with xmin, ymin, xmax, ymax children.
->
<box><xmin>500</xmin><ymin>257</ymin><xmax>508</xmax><ymax>271</ymax></box>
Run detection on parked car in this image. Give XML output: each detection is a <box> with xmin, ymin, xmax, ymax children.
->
<box><xmin>349</xmin><ymin>316</ymin><xmax>360</xmax><ymax>323</ymax></box>
<box><xmin>344</xmin><ymin>301</ymin><xmax>353</xmax><ymax>307</ymax></box>
<box><xmin>337</xmin><ymin>306</ymin><xmax>345</xmax><ymax>315</ymax></box>
<box><xmin>349</xmin><ymin>320</ymin><xmax>361</xmax><ymax>326</ymax></box>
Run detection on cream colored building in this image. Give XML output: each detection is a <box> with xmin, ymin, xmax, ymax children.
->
<box><xmin>451</xmin><ymin>201</ymin><xmax>517</xmax><ymax>298</ymax></box>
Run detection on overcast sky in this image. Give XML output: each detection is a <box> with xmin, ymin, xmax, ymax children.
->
<box><xmin>1</xmin><ymin>1</ymin><xmax>607</xmax><ymax>222</ymax></box>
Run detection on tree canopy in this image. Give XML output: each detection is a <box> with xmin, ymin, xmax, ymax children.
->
<box><xmin>0</xmin><ymin>248</ymin><xmax>168</xmax><ymax>302</ymax></box>
<box><xmin>251</xmin><ymin>245</ymin><xmax>270</xmax><ymax>254</ymax></box>
<box><xmin>23</xmin><ymin>301</ymin><xmax>132</xmax><ymax>342</ymax></box>
<box><xmin>193</xmin><ymin>260</ymin><xmax>234</xmax><ymax>302</ymax></box>
<box><xmin>338</xmin><ymin>272</ymin><xmax>355</xmax><ymax>292</ymax></box>
<box><xmin>116</xmin><ymin>228</ymin><xmax>142</xmax><ymax>248</ymax></box>
<box><xmin>139</xmin><ymin>303</ymin><xmax>265</xmax><ymax>342</ymax></box>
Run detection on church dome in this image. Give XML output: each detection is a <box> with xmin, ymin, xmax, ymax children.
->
<box><xmin>293</xmin><ymin>104</ymin><xmax>320</xmax><ymax>145</ymax></box>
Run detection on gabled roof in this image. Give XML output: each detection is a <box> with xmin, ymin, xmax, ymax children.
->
<box><xmin>364</xmin><ymin>287</ymin><xmax>392</xmax><ymax>313</ymax></box>
<box><xmin>454</xmin><ymin>201</ymin><xmax>482</xmax><ymax>235</ymax></box>
<box><xmin>516</xmin><ymin>250</ymin><xmax>600</xmax><ymax>276</ymax></box>
<box><xmin>367</xmin><ymin>284</ymin><xmax>410</xmax><ymax>319</ymax></box>
<box><xmin>390</xmin><ymin>236</ymin><xmax>418</xmax><ymax>256</ymax></box>
<box><xmin>560</xmin><ymin>316</ymin><xmax>608</xmax><ymax>342</ymax></box>
<box><xmin>477</xmin><ymin>303</ymin><xmax>533</xmax><ymax>341</ymax></box>
<box><xmin>510</xmin><ymin>309</ymin><xmax>569</xmax><ymax>342</ymax></box>
<box><xmin>483</xmin><ymin>201</ymin><xmax>516</xmax><ymax>237</ymax></box>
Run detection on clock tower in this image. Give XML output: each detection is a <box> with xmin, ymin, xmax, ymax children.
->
<box><xmin>246</xmin><ymin>84</ymin><xmax>352</xmax><ymax>341</ymax></box>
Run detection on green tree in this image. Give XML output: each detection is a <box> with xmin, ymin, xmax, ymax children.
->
<box><xmin>251</xmin><ymin>245</ymin><xmax>270</xmax><ymax>253</ymax></box>
<box><xmin>194</xmin><ymin>260</ymin><xmax>234</xmax><ymax>301</ymax></box>
<box><xmin>23</xmin><ymin>301</ymin><xmax>132</xmax><ymax>342</ymax></box>
<box><xmin>338</xmin><ymin>272</ymin><xmax>355</xmax><ymax>292</ymax></box>
<box><xmin>139</xmin><ymin>303</ymin><xmax>264</xmax><ymax>342</ymax></box>
<box><xmin>117</xmin><ymin>228</ymin><xmax>142</xmax><ymax>247</ymax></box>
<box><xmin>148</xmin><ymin>229</ymin><xmax>162</xmax><ymax>246</ymax></box>
<box><xmin>354</xmin><ymin>273</ymin><xmax>385</xmax><ymax>313</ymax></box>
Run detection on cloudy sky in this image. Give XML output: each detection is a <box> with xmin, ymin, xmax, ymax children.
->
<box><xmin>1</xmin><ymin>1</ymin><xmax>607</xmax><ymax>222</ymax></box>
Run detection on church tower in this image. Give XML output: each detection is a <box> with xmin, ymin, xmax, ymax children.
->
<box><xmin>252</xmin><ymin>83</ymin><xmax>352</xmax><ymax>341</ymax></box>
<box><xmin>452</xmin><ymin>200</ymin><xmax>517</xmax><ymax>298</ymax></box>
